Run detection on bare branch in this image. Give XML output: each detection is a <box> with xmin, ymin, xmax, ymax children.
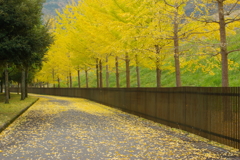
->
<box><xmin>226</xmin><ymin>0</ymin><xmax>240</xmax><ymax>15</ymax></box>
<box><xmin>227</xmin><ymin>49</ymin><xmax>240</xmax><ymax>54</ymax></box>
<box><xmin>179</xmin><ymin>29</ymin><xmax>219</xmax><ymax>40</ymax></box>
<box><xmin>164</xmin><ymin>0</ymin><xmax>185</xmax><ymax>8</ymax></box>
<box><xmin>181</xmin><ymin>53</ymin><xmax>218</xmax><ymax>57</ymax></box>
<box><xmin>163</xmin><ymin>0</ymin><xmax>175</xmax><ymax>8</ymax></box>
<box><xmin>211</xmin><ymin>52</ymin><xmax>221</xmax><ymax>57</ymax></box>
<box><xmin>143</xmin><ymin>48</ymin><xmax>155</xmax><ymax>53</ymax></box>
<box><xmin>192</xmin><ymin>16</ymin><xmax>220</xmax><ymax>24</ymax></box>
<box><xmin>225</xmin><ymin>13</ymin><xmax>240</xmax><ymax>24</ymax></box>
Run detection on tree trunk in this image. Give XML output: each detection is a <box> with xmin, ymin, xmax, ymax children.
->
<box><xmin>125</xmin><ymin>53</ymin><xmax>130</xmax><ymax>88</ymax></box>
<box><xmin>99</xmin><ymin>59</ymin><xmax>103</xmax><ymax>88</ymax></box>
<box><xmin>0</xmin><ymin>78</ymin><xmax>3</xmax><ymax>93</ymax></box>
<box><xmin>85</xmin><ymin>69</ymin><xmax>89</xmax><ymax>88</ymax></box>
<box><xmin>217</xmin><ymin>1</ymin><xmax>231</xmax><ymax>120</ymax></box>
<box><xmin>69</xmin><ymin>72</ymin><xmax>72</xmax><ymax>88</ymax></box>
<box><xmin>58</xmin><ymin>77</ymin><xmax>60</xmax><ymax>88</ymax></box>
<box><xmin>155</xmin><ymin>45</ymin><xmax>162</xmax><ymax>88</ymax></box>
<box><xmin>218</xmin><ymin>1</ymin><xmax>229</xmax><ymax>87</ymax></box>
<box><xmin>66</xmin><ymin>76</ymin><xmax>69</xmax><ymax>88</ymax></box>
<box><xmin>218</xmin><ymin>1</ymin><xmax>232</xmax><ymax>121</ymax></box>
<box><xmin>52</xmin><ymin>69</ymin><xmax>55</xmax><ymax>88</ymax></box>
<box><xmin>78</xmin><ymin>69</ymin><xmax>81</xmax><ymax>88</ymax></box>
<box><xmin>106</xmin><ymin>56</ymin><xmax>109</xmax><ymax>88</ymax></box>
<box><xmin>21</xmin><ymin>69</ymin><xmax>25</xmax><ymax>100</ymax></box>
<box><xmin>115</xmin><ymin>56</ymin><xmax>120</xmax><ymax>88</ymax></box>
<box><xmin>25</xmin><ymin>66</ymin><xmax>28</xmax><ymax>98</ymax></box>
<box><xmin>96</xmin><ymin>58</ymin><xmax>99</xmax><ymax>88</ymax></box>
<box><xmin>8</xmin><ymin>89</ymin><xmax>10</xmax><ymax>99</ymax></box>
<box><xmin>5</xmin><ymin>64</ymin><xmax>9</xmax><ymax>104</ymax></box>
<box><xmin>17</xmin><ymin>82</ymin><xmax>20</xmax><ymax>94</ymax></box>
<box><xmin>174</xmin><ymin>12</ymin><xmax>181</xmax><ymax>87</ymax></box>
<box><xmin>156</xmin><ymin>68</ymin><xmax>162</xmax><ymax>88</ymax></box>
<box><xmin>135</xmin><ymin>55</ymin><xmax>140</xmax><ymax>87</ymax></box>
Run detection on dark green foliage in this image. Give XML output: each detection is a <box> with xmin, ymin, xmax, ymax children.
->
<box><xmin>0</xmin><ymin>0</ymin><xmax>50</xmax><ymax>65</ymax></box>
<box><xmin>0</xmin><ymin>0</ymin><xmax>52</xmax><ymax>68</ymax></box>
<box><xmin>0</xmin><ymin>0</ymin><xmax>52</xmax><ymax>102</ymax></box>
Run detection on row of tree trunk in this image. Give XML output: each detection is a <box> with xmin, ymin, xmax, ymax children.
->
<box><xmin>3</xmin><ymin>64</ymin><xmax>28</xmax><ymax>104</ymax></box>
<box><xmin>94</xmin><ymin>54</ymin><xmax>163</xmax><ymax>88</ymax></box>
<box><xmin>46</xmin><ymin>53</ymin><xmax>164</xmax><ymax>88</ymax></box>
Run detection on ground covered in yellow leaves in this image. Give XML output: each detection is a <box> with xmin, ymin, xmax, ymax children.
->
<box><xmin>0</xmin><ymin>95</ymin><xmax>239</xmax><ymax>159</ymax></box>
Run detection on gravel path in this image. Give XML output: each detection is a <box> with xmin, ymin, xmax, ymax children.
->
<box><xmin>0</xmin><ymin>95</ymin><xmax>239</xmax><ymax>160</ymax></box>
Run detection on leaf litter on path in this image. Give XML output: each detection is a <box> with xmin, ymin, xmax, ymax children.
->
<box><xmin>0</xmin><ymin>94</ymin><xmax>239</xmax><ymax>159</ymax></box>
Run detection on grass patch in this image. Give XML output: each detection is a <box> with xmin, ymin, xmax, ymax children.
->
<box><xmin>0</xmin><ymin>93</ymin><xmax>38</xmax><ymax>127</ymax></box>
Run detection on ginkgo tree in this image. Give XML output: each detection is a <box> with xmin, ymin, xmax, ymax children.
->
<box><xmin>83</xmin><ymin>0</ymin><xmax>140</xmax><ymax>88</ymax></box>
<box><xmin>159</xmin><ymin>0</ymin><xmax>216</xmax><ymax>87</ymax></box>
<box><xmin>62</xmin><ymin>0</ymin><xmax>117</xmax><ymax>88</ymax></box>
<box><xmin>37</xmin><ymin>0</ymin><xmax>240</xmax><ymax>88</ymax></box>
<box><xmin>195</xmin><ymin>0</ymin><xmax>240</xmax><ymax>87</ymax></box>
<box><xmin>132</xmin><ymin>0</ymin><xmax>173</xmax><ymax>87</ymax></box>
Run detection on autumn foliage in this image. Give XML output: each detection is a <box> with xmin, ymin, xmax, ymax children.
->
<box><xmin>36</xmin><ymin>0</ymin><xmax>240</xmax><ymax>88</ymax></box>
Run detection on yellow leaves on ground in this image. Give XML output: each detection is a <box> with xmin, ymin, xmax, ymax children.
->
<box><xmin>74</xmin><ymin>100</ymin><xmax>115</xmax><ymax>116</ymax></box>
<box><xmin>40</xmin><ymin>95</ymin><xmax>115</xmax><ymax>116</ymax></box>
<box><xmin>0</xmin><ymin>95</ymin><xmax>239</xmax><ymax>159</ymax></box>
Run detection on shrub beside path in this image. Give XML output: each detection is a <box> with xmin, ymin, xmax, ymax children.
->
<box><xmin>0</xmin><ymin>94</ymin><xmax>239</xmax><ymax>159</ymax></box>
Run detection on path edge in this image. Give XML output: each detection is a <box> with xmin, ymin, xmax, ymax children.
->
<box><xmin>0</xmin><ymin>98</ymin><xmax>39</xmax><ymax>133</ymax></box>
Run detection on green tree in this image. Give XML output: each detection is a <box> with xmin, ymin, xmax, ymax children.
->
<box><xmin>0</xmin><ymin>0</ymin><xmax>52</xmax><ymax>102</ymax></box>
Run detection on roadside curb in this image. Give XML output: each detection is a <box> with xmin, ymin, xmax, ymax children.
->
<box><xmin>0</xmin><ymin>98</ymin><xmax>39</xmax><ymax>134</ymax></box>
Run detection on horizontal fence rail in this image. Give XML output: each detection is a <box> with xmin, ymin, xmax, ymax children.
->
<box><xmin>11</xmin><ymin>87</ymin><xmax>240</xmax><ymax>149</ymax></box>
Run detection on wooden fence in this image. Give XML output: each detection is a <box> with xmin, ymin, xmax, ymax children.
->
<box><xmin>11</xmin><ymin>87</ymin><xmax>240</xmax><ymax>149</ymax></box>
